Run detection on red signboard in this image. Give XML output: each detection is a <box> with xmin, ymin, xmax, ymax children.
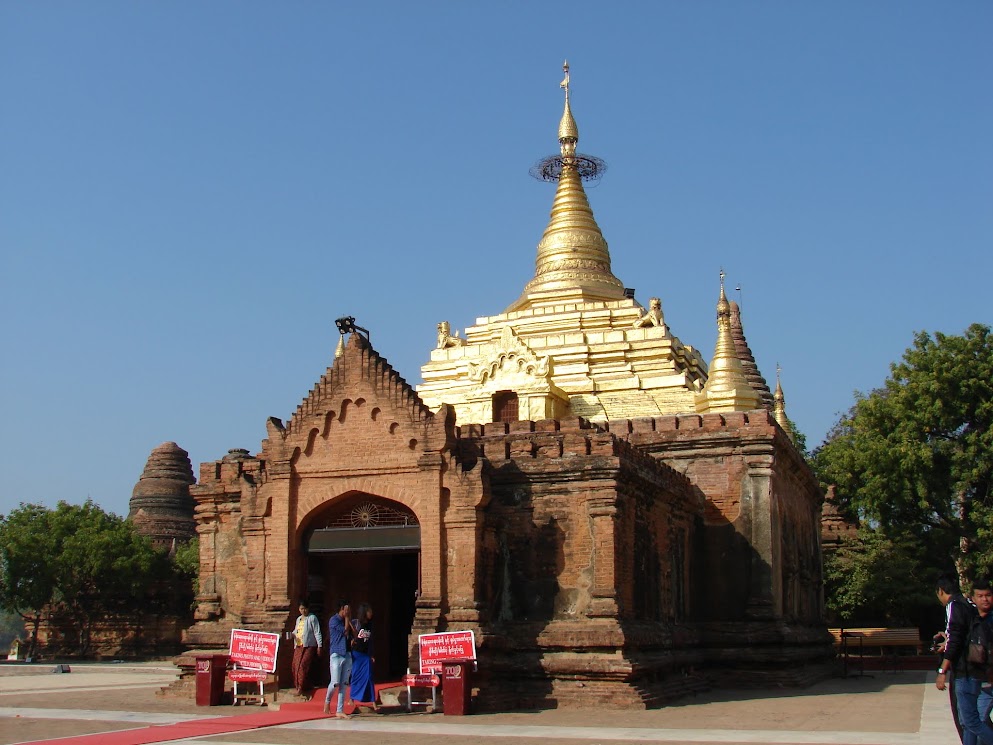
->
<box><xmin>402</xmin><ymin>673</ymin><xmax>440</xmax><ymax>687</ymax></box>
<box><xmin>418</xmin><ymin>630</ymin><xmax>476</xmax><ymax>674</ymax></box>
<box><xmin>228</xmin><ymin>669</ymin><xmax>269</xmax><ymax>683</ymax></box>
<box><xmin>228</xmin><ymin>629</ymin><xmax>280</xmax><ymax>673</ymax></box>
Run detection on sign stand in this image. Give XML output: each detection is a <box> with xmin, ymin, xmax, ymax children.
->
<box><xmin>227</xmin><ymin>629</ymin><xmax>280</xmax><ymax>706</ymax></box>
<box><xmin>403</xmin><ymin>669</ymin><xmax>440</xmax><ymax>712</ymax></box>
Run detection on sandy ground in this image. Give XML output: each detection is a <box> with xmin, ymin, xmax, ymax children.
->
<box><xmin>0</xmin><ymin>662</ymin><xmax>950</xmax><ymax>745</ymax></box>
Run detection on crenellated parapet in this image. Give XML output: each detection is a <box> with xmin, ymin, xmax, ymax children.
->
<box><xmin>455</xmin><ymin>417</ymin><xmax>696</xmax><ymax>497</ymax></box>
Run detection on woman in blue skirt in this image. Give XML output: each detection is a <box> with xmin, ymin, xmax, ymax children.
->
<box><xmin>349</xmin><ymin>603</ymin><xmax>378</xmax><ymax>712</ymax></box>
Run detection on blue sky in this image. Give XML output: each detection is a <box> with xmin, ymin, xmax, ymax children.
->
<box><xmin>1</xmin><ymin>1</ymin><xmax>990</xmax><ymax>518</ymax></box>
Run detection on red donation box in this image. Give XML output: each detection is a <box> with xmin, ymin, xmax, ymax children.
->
<box><xmin>442</xmin><ymin>659</ymin><xmax>473</xmax><ymax>715</ymax></box>
<box><xmin>195</xmin><ymin>654</ymin><xmax>230</xmax><ymax>706</ymax></box>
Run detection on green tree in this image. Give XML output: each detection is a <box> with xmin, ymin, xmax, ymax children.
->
<box><xmin>171</xmin><ymin>536</ymin><xmax>200</xmax><ymax>599</ymax></box>
<box><xmin>0</xmin><ymin>500</ymin><xmax>172</xmax><ymax>656</ymax></box>
<box><xmin>813</xmin><ymin>323</ymin><xmax>993</xmax><ymax>588</ymax></box>
<box><xmin>52</xmin><ymin>503</ymin><xmax>168</xmax><ymax>655</ymax></box>
<box><xmin>823</xmin><ymin>528</ymin><xmax>934</xmax><ymax>625</ymax></box>
<box><xmin>0</xmin><ymin>503</ymin><xmax>60</xmax><ymax>657</ymax></box>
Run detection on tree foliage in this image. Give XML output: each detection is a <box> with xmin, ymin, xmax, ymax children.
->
<box><xmin>0</xmin><ymin>500</ymin><xmax>183</xmax><ymax>656</ymax></box>
<box><xmin>823</xmin><ymin>528</ymin><xmax>935</xmax><ymax>626</ymax></box>
<box><xmin>172</xmin><ymin>536</ymin><xmax>200</xmax><ymax>598</ymax></box>
<box><xmin>813</xmin><ymin>323</ymin><xmax>993</xmax><ymax>591</ymax></box>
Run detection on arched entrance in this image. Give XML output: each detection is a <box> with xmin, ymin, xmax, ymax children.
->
<box><xmin>301</xmin><ymin>494</ymin><xmax>420</xmax><ymax>681</ymax></box>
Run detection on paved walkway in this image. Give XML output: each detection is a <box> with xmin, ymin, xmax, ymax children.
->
<box><xmin>0</xmin><ymin>663</ymin><xmax>961</xmax><ymax>745</ymax></box>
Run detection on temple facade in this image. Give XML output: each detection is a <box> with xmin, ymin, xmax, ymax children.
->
<box><xmin>181</xmin><ymin>66</ymin><xmax>831</xmax><ymax>707</ymax></box>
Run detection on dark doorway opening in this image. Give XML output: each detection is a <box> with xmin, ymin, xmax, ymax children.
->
<box><xmin>304</xmin><ymin>549</ymin><xmax>418</xmax><ymax>682</ymax></box>
<box><xmin>302</xmin><ymin>496</ymin><xmax>421</xmax><ymax>683</ymax></box>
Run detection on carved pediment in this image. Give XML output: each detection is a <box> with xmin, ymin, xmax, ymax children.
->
<box><xmin>468</xmin><ymin>326</ymin><xmax>550</xmax><ymax>384</ymax></box>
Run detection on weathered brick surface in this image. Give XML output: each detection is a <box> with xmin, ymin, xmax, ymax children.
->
<box><xmin>182</xmin><ymin>337</ymin><xmax>831</xmax><ymax>709</ymax></box>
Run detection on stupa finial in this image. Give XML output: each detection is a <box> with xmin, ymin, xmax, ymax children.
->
<box><xmin>695</xmin><ymin>270</ymin><xmax>760</xmax><ymax>414</ymax></box>
<box><xmin>773</xmin><ymin>364</ymin><xmax>793</xmax><ymax>439</ymax></box>
<box><xmin>558</xmin><ymin>60</ymin><xmax>578</xmax><ymax>148</ymax></box>
<box><xmin>508</xmin><ymin>62</ymin><xmax>625</xmax><ymax>312</ymax></box>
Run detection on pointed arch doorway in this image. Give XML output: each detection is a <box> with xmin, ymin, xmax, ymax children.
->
<box><xmin>302</xmin><ymin>494</ymin><xmax>420</xmax><ymax>681</ymax></box>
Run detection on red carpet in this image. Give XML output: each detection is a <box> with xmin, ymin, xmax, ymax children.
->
<box><xmin>20</xmin><ymin>681</ymin><xmax>401</xmax><ymax>745</ymax></box>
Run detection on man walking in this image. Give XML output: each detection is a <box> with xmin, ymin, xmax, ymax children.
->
<box><xmin>972</xmin><ymin>580</ymin><xmax>993</xmax><ymax>734</ymax></box>
<box><xmin>291</xmin><ymin>601</ymin><xmax>323</xmax><ymax>697</ymax></box>
<box><xmin>937</xmin><ymin>574</ymin><xmax>993</xmax><ymax>745</ymax></box>
<box><xmin>324</xmin><ymin>599</ymin><xmax>353</xmax><ymax>719</ymax></box>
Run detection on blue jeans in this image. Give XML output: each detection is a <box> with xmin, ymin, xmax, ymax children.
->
<box><xmin>325</xmin><ymin>652</ymin><xmax>352</xmax><ymax>712</ymax></box>
<box><xmin>955</xmin><ymin>675</ymin><xmax>993</xmax><ymax>745</ymax></box>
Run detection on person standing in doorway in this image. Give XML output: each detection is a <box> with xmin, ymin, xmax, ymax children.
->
<box><xmin>350</xmin><ymin>603</ymin><xmax>379</xmax><ymax>713</ymax></box>
<box><xmin>324</xmin><ymin>599</ymin><xmax>353</xmax><ymax>719</ymax></box>
<box><xmin>291</xmin><ymin>601</ymin><xmax>323</xmax><ymax>698</ymax></box>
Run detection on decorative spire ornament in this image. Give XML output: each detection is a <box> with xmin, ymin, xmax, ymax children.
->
<box><xmin>773</xmin><ymin>364</ymin><xmax>794</xmax><ymax>440</ymax></box>
<box><xmin>507</xmin><ymin>61</ymin><xmax>625</xmax><ymax>312</ymax></box>
<box><xmin>695</xmin><ymin>270</ymin><xmax>760</xmax><ymax>414</ymax></box>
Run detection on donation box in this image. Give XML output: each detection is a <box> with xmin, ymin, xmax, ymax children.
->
<box><xmin>195</xmin><ymin>654</ymin><xmax>230</xmax><ymax>706</ymax></box>
<box><xmin>442</xmin><ymin>659</ymin><xmax>473</xmax><ymax>716</ymax></box>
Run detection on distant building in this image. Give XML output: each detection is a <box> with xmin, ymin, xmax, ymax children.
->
<box><xmin>128</xmin><ymin>442</ymin><xmax>196</xmax><ymax>552</ymax></box>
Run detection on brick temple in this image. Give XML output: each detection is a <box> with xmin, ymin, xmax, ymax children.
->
<box><xmin>180</xmin><ymin>65</ymin><xmax>831</xmax><ymax>707</ymax></box>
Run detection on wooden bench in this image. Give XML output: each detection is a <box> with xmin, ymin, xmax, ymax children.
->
<box><xmin>828</xmin><ymin>627</ymin><xmax>924</xmax><ymax>654</ymax></box>
<box><xmin>829</xmin><ymin>627</ymin><xmax>924</xmax><ymax>676</ymax></box>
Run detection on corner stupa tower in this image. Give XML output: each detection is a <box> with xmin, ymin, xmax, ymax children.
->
<box><xmin>695</xmin><ymin>272</ymin><xmax>760</xmax><ymax>413</ymax></box>
<box><xmin>418</xmin><ymin>63</ymin><xmax>708</xmax><ymax>423</ymax></box>
<box><xmin>773</xmin><ymin>366</ymin><xmax>794</xmax><ymax>440</ymax></box>
<box><xmin>729</xmin><ymin>300</ymin><xmax>774</xmax><ymax>410</ymax></box>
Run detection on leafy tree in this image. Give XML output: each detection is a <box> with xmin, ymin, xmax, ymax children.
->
<box><xmin>0</xmin><ymin>503</ymin><xmax>60</xmax><ymax>656</ymax></box>
<box><xmin>51</xmin><ymin>503</ymin><xmax>169</xmax><ymax>655</ymax></box>
<box><xmin>813</xmin><ymin>323</ymin><xmax>993</xmax><ymax>589</ymax></box>
<box><xmin>172</xmin><ymin>536</ymin><xmax>200</xmax><ymax>599</ymax></box>
<box><xmin>823</xmin><ymin>528</ymin><xmax>935</xmax><ymax>626</ymax></box>
<box><xmin>0</xmin><ymin>500</ymin><xmax>173</xmax><ymax>656</ymax></box>
<box><xmin>786</xmin><ymin>416</ymin><xmax>808</xmax><ymax>455</ymax></box>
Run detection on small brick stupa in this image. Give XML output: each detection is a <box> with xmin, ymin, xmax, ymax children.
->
<box><xmin>128</xmin><ymin>442</ymin><xmax>196</xmax><ymax>551</ymax></box>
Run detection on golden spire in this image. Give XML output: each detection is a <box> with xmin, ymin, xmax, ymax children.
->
<box><xmin>695</xmin><ymin>270</ymin><xmax>760</xmax><ymax>414</ymax></box>
<box><xmin>506</xmin><ymin>61</ymin><xmax>625</xmax><ymax>312</ymax></box>
<box><xmin>334</xmin><ymin>334</ymin><xmax>345</xmax><ymax>359</ymax></box>
<box><xmin>773</xmin><ymin>365</ymin><xmax>793</xmax><ymax>439</ymax></box>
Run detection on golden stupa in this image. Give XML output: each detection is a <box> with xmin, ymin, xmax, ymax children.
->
<box><xmin>418</xmin><ymin>64</ymin><xmax>766</xmax><ymax>425</ymax></box>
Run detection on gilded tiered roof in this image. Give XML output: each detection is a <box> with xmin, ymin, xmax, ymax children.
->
<box><xmin>418</xmin><ymin>64</ymin><xmax>709</xmax><ymax>424</ymax></box>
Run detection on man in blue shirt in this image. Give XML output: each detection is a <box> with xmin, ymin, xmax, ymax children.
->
<box><xmin>324</xmin><ymin>599</ymin><xmax>353</xmax><ymax>718</ymax></box>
